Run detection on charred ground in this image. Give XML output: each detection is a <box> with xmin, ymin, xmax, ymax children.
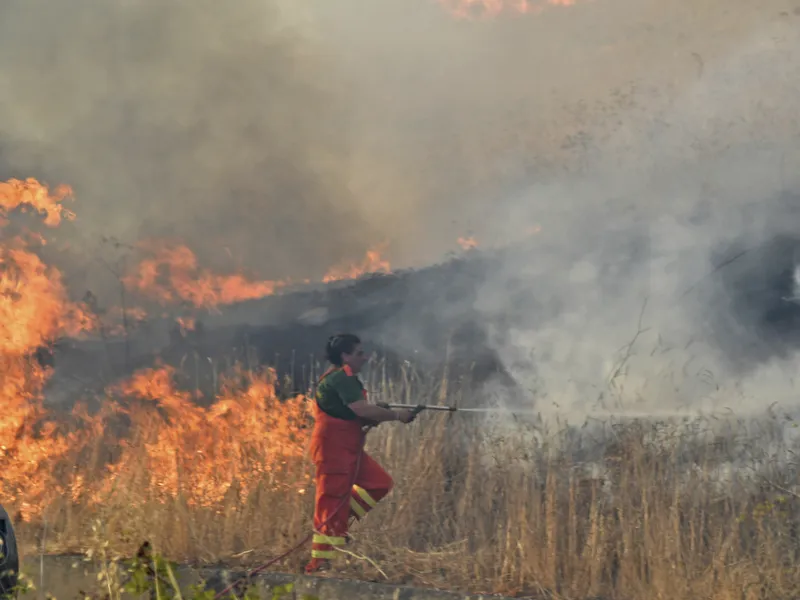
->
<box><xmin>43</xmin><ymin>246</ymin><xmax>515</xmax><ymax>406</ymax></box>
<box><xmin>42</xmin><ymin>188</ymin><xmax>800</xmax><ymax>411</ymax></box>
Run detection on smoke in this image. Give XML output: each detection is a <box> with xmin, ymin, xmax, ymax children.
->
<box><xmin>0</xmin><ymin>0</ymin><xmax>375</xmax><ymax>305</ymax></box>
<box><xmin>4</xmin><ymin>0</ymin><xmax>800</xmax><ymax>419</ymax></box>
<box><xmin>0</xmin><ymin>0</ymin><xmax>778</xmax><ymax>283</ymax></box>
<box><xmin>473</xmin><ymin>10</ymin><xmax>800</xmax><ymax>422</ymax></box>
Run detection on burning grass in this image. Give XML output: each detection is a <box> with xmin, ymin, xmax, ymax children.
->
<box><xmin>6</xmin><ymin>358</ymin><xmax>800</xmax><ymax>600</ymax></box>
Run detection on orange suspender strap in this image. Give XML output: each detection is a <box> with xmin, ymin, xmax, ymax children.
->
<box><xmin>342</xmin><ymin>364</ymin><xmax>367</xmax><ymax>400</ymax></box>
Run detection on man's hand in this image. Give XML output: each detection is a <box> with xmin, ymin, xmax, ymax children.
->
<box><xmin>396</xmin><ymin>408</ymin><xmax>418</xmax><ymax>424</ymax></box>
<box><xmin>374</xmin><ymin>403</ymin><xmax>422</xmax><ymax>424</ymax></box>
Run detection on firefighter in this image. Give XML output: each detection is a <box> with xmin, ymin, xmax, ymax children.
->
<box><xmin>305</xmin><ymin>333</ymin><xmax>417</xmax><ymax>574</ymax></box>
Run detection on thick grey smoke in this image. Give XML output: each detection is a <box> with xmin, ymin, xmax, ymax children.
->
<box><xmin>0</xmin><ymin>0</ymin><xmax>373</xmax><ymax>303</ymax></box>
<box><xmin>4</xmin><ymin>0</ymin><xmax>800</xmax><ymax>420</ymax></box>
<box><xmin>2</xmin><ymin>0</ymin><xmax>788</xmax><ymax>288</ymax></box>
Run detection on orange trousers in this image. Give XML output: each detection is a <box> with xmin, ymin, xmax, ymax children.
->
<box><xmin>308</xmin><ymin>412</ymin><xmax>393</xmax><ymax>561</ymax></box>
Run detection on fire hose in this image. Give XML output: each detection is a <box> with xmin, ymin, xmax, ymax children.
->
<box><xmin>213</xmin><ymin>403</ymin><xmax>440</xmax><ymax>598</ymax></box>
<box><xmin>213</xmin><ymin>436</ymin><xmax>368</xmax><ymax>598</ymax></box>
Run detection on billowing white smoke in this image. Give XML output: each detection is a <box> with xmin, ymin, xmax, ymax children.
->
<box><xmin>476</xmin><ymin>17</ymin><xmax>800</xmax><ymax>426</ymax></box>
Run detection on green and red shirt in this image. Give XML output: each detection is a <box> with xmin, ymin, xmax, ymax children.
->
<box><xmin>315</xmin><ymin>365</ymin><xmax>367</xmax><ymax>421</ymax></box>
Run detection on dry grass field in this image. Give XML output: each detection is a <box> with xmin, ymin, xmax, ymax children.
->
<box><xmin>4</xmin><ymin>354</ymin><xmax>800</xmax><ymax>600</ymax></box>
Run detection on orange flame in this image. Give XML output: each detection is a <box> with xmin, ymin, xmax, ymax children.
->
<box><xmin>98</xmin><ymin>365</ymin><xmax>311</xmax><ymax>508</ymax></box>
<box><xmin>0</xmin><ymin>178</ymin><xmax>98</xmax><ymax>521</ymax></box>
<box><xmin>176</xmin><ymin>315</ymin><xmax>196</xmax><ymax>334</ymax></box>
<box><xmin>457</xmin><ymin>236</ymin><xmax>478</xmax><ymax>250</ymax></box>
<box><xmin>122</xmin><ymin>241</ymin><xmax>289</xmax><ymax>310</ymax></box>
<box><xmin>124</xmin><ymin>241</ymin><xmax>393</xmax><ymax>310</ymax></box>
<box><xmin>0</xmin><ymin>361</ymin><xmax>312</xmax><ymax>520</ymax></box>
<box><xmin>98</xmin><ymin>306</ymin><xmax>149</xmax><ymax>337</ymax></box>
<box><xmin>322</xmin><ymin>244</ymin><xmax>392</xmax><ymax>283</ymax></box>
<box><xmin>0</xmin><ymin>178</ymin><xmax>95</xmax><ymax>354</ymax></box>
<box><xmin>0</xmin><ymin>178</ymin><xmax>312</xmax><ymax>520</ymax></box>
<box><xmin>439</xmin><ymin>0</ymin><xmax>577</xmax><ymax>18</ymax></box>
<box><xmin>0</xmin><ymin>178</ymin><xmax>75</xmax><ymax>227</ymax></box>
<box><xmin>0</xmin><ymin>249</ymin><xmax>95</xmax><ymax>354</ymax></box>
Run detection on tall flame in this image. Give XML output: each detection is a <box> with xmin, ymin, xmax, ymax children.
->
<box><xmin>0</xmin><ymin>249</ymin><xmax>95</xmax><ymax>354</ymax></box>
<box><xmin>0</xmin><ymin>178</ymin><xmax>312</xmax><ymax>524</ymax></box>
<box><xmin>99</xmin><ymin>364</ymin><xmax>311</xmax><ymax>508</ymax></box>
<box><xmin>0</xmin><ymin>178</ymin><xmax>95</xmax><ymax>353</ymax></box>
<box><xmin>0</xmin><ymin>178</ymin><xmax>97</xmax><ymax>521</ymax></box>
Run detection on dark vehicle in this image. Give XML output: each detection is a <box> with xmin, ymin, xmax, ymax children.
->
<box><xmin>0</xmin><ymin>505</ymin><xmax>18</xmax><ymax>598</ymax></box>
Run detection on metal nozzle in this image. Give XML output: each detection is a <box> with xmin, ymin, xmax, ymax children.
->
<box><xmin>383</xmin><ymin>403</ymin><xmax>457</xmax><ymax>412</ymax></box>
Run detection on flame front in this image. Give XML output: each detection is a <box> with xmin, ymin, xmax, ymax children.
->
<box><xmin>0</xmin><ymin>178</ymin><xmax>97</xmax><ymax>521</ymax></box>
<box><xmin>322</xmin><ymin>244</ymin><xmax>392</xmax><ymax>283</ymax></box>
<box><xmin>0</xmin><ymin>178</ymin><xmax>75</xmax><ymax>227</ymax></box>
<box><xmin>123</xmin><ymin>241</ymin><xmax>392</xmax><ymax>309</ymax></box>
<box><xmin>0</xmin><ymin>178</ymin><xmax>313</xmax><ymax>527</ymax></box>
<box><xmin>99</xmin><ymin>365</ymin><xmax>311</xmax><ymax>508</ymax></box>
<box><xmin>122</xmin><ymin>241</ymin><xmax>289</xmax><ymax>310</ymax></box>
<box><xmin>438</xmin><ymin>0</ymin><xmax>577</xmax><ymax>18</ymax></box>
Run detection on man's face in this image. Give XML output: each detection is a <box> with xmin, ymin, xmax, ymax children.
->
<box><xmin>342</xmin><ymin>343</ymin><xmax>368</xmax><ymax>374</ymax></box>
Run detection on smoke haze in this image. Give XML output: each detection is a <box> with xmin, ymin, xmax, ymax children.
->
<box><xmin>3</xmin><ymin>0</ymin><xmax>800</xmax><ymax>417</ymax></box>
<box><xmin>472</xmin><ymin>8</ymin><xmax>800</xmax><ymax>420</ymax></box>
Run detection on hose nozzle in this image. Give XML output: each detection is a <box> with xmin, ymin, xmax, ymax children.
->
<box><xmin>379</xmin><ymin>403</ymin><xmax>458</xmax><ymax>413</ymax></box>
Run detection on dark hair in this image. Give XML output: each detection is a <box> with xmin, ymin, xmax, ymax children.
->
<box><xmin>325</xmin><ymin>333</ymin><xmax>361</xmax><ymax>366</ymax></box>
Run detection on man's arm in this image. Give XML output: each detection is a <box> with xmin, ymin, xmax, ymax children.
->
<box><xmin>335</xmin><ymin>377</ymin><xmax>414</xmax><ymax>423</ymax></box>
<box><xmin>334</xmin><ymin>373</ymin><xmax>415</xmax><ymax>423</ymax></box>
<box><xmin>348</xmin><ymin>400</ymin><xmax>401</xmax><ymax>423</ymax></box>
